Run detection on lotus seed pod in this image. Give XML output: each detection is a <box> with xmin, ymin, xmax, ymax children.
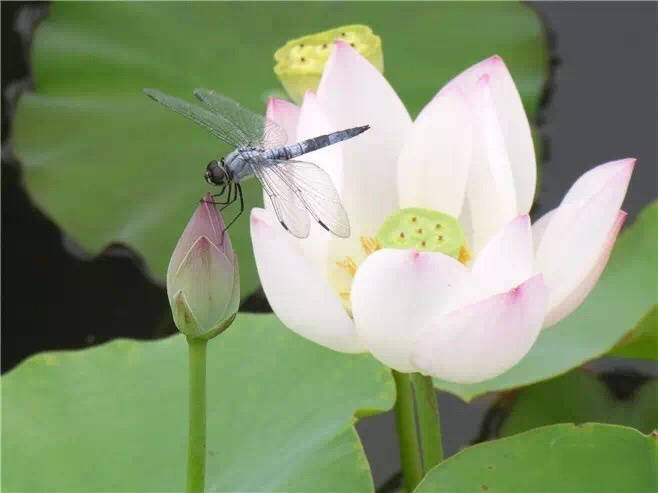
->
<box><xmin>376</xmin><ymin>208</ymin><xmax>469</xmax><ymax>261</ymax></box>
<box><xmin>274</xmin><ymin>25</ymin><xmax>384</xmax><ymax>104</ymax></box>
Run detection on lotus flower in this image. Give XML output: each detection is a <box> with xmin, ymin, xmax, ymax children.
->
<box><xmin>251</xmin><ymin>42</ymin><xmax>633</xmax><ymax>383</ymax></box>
<box><xmin>167</xmin><ymin>193</ymin><xmax>240</xmax><ymax>339</ymax></box>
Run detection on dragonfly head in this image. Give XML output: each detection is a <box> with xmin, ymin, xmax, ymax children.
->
<box><xmin>205</xmin><ymin>159</ymin><xmax>230</xmax><ymax>186</ymax></box>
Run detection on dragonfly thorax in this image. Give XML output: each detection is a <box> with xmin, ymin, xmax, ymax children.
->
<box><xmin>205</xmin><ymin>159</ymin><xmax>231</xmax><ymax>186</ymax></box>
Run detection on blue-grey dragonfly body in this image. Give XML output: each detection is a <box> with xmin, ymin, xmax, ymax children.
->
<box><xmin>144</xmin><ymin>88</ymin><xmax>369</xmax><ymax>238</ymax></box>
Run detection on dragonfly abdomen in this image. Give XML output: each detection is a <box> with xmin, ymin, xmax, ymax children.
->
<box><xmin>267</xmin><ymin>125</ymin><xmax>370</xmax><ymax>161</ymax></box>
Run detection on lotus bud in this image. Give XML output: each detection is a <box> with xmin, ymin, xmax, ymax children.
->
<box><xmin>274</xmin><ymin>24</ymin><xmax>384</xmax><ymax>104</ymax></box>
<box><xmin>166</xmin><ymin>193</ymin><xmax>239</xmax><ymax>340</ymax></box>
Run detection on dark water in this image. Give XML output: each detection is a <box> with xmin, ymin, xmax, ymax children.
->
<box><xmin>2</xmin><ymin>1</ymin><xmax>656</xmax><ymax>489</ymax></box>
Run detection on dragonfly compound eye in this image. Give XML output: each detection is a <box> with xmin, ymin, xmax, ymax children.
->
<box><xmin>205</xmin><ymin>160</ymin><xmax>227</xmax><ymax>186</ymax></box>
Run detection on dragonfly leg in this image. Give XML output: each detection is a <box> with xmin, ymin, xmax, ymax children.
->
<box><xmin>222</xmin><ymin>183</ymin><xmax>244</xmax><ymax>234</ymax></box>
<box><xmin>201</xmin><ymin>184</ymin><xmax>231</xmax><ymax>206</ymax></box>
<box><xmin>219</xmin><ymin>184</ymin><xmax>235</xmax><ymax>211</ymax></box>
<box><xmin>211</xmin><ymin>183</ymin><xmax>228</xmax><ymax>199</ymax></box>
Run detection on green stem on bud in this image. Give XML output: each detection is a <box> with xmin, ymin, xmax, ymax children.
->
<box><xmin>392</xmin><ymin>370</ymin><xmax>423</xmax><ymax>491</ymax></box>
<box><xmin>186</xmin><ymin>337</ymin><xmax>207</xmax><ymax>493</ymax></box>
<box><xmin>411</xmin><ymin>373</ymin><xmax>443</xmax><ymax>472</ymax></box>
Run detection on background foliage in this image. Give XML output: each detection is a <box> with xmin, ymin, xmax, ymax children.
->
<box><xmin>12</xmin><ymin>1</ymin><xmax>548</xmax><ymax>298</ymax></box>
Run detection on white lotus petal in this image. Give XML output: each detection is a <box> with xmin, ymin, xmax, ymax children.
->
<box><xmin>471</xmin><ymin>215</ymin><xmax>534</xmax><ymax>299</ymax></box>
<box><xmin>543</xmin><ymin>211</ymin><xmax>626</xmax><ymax>328</ymax></box>
<box><xmin>465</xmin><ymin>73</ymin><xmax>518</xmax><ymax>253</ymax></box>
<box><xmin>411</xmin><ymin>274</ymin><xmax>548</xmax><ymax>383</ymax></box>
<box><xmin>351</xmin><ymin>248</ymin><xmax>469</xmax><ymax>371</ymax></box>
<box><xmin>446</xmin><ymin>55</ymin><xmax>536</xmax><ymax>214</ymax></box>
<box><xmin>317</xmin><ymin>40</ymin><xmax>412</xmax><ymax>238</ymax></box>
<box><xmin>536</xmin><ymin>159</ymin><xmax>634</xmax><ymax>313</ymax></box>
<box><xmin>397</xmin><ymin>85</ymin><xmax>472</xmax><ymax>217</ymax></box>
<box><xmin>265</xmin><ymin>97</ymin><xmax>300</xmax><ymax>144</ymax></box>
<box><xmin>561</xmin><ymin>158</ymin><xmax>636</xmax><ymax>207</ymax></box>
<box><xmin>250</xmin><ymin>208</ymin><xmax>364</xmax><ymax>353</ymax></box>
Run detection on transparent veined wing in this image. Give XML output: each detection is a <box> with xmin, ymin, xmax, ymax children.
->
<box><xmin>144</xmin><ymin>88</ymin><xmax>249</xmax><ymax>149</ymax></box>
<box><xmin>194</xmin><ymin>88</ymin><xmax>288</xmax><ymax>149</ymax></box>
<box><xmin>248</xmin><ymin>156</ymin><xmax>310</xmax><ymax>238</ymax></box>
<box><xmin>251</xmin><ymin>157</ymin><xmax>350</xmax><ymax>238</ymax></box>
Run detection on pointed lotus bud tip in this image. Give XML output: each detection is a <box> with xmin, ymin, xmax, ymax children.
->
<box><xmin>274</xmin><ymin>24</ymin><xmax>383</xmax><ymax>104</ymax></box>
<box><xmin>489</xmin><ymin>54</ymin><xmax>504</xmax><ymax>65</ymax></box>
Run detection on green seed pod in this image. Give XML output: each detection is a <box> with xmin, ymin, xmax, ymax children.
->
<box><xmin>274</xmin><ymin>25</ymin><xmax>384</xmax><ymax>104</ymax></box>
<box><xmin>376</xmin><ymin>208</ymin><xmax>467</xmax><ymax>261</ymax></box>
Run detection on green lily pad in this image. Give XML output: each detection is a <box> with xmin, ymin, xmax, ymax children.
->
<box><xmin>12</xmin><ymin>2</ymin><xmax>548</xmax><ymax>296</ymax></box>
<box><xmin>434</xmin><ymin>201</ymin><xmax>658</xmax><ymax>402</ymax></box>
<box><xmin>609</xmin><ymin>306</ymin><xmax>658</xmax><ymax>361</ymax></box>
<box><xmin>1</xmin><ymin>313</ymin><xmax>394</xmax><ymax>492</ymax></box>
<box><xmin>500</xmin><ymin>370</ymin><xmax>658</xmax><ymax>437</ymax></box>
<box><xmin>415</xmin><ymin>424</ymin><xmax>658</xmax><ymax>493</ymax></box>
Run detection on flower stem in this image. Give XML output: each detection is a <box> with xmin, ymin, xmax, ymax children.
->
<box><xmin>392</xmin><ymin>370</ymin><xmax>423</xmax><ymax>491</ymax></box>
<box><xmin>411</xmin><ymin>373</ymin><xmax>443</xmax><ymax>472</ymax></box>
<box><xmin>186</xmin><ymin>337</ymin><xmax>207</xmax><ymax>493</ymax></box>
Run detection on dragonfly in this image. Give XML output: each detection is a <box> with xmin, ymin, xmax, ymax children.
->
<box><xmin>144</xmin><ymin>88</ymin><xmax>370</xmax><ymax>238</ymax></box>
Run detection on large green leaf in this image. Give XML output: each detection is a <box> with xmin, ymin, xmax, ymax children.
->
<box><xmin>434</xmin><ymin>201</ymin><xmax>658</xmax><ymax>401</ymax></box>
<box><xmin>12</xmin><ymin>2</ymin><xmax>548</xmax><ymax>296</ymax></box>
<box><xmin>415</xmin><ymin>424</ymin><xmax>658</xmax><ymax>493</ymax></box>
<box><xmin>500</xmin><ymin>370</ymin><xmax>658</xmax><ymax>437</ymax></box>
<box><xmin>1</xmin><ymin>313</ymin><xmax>394</xmax><ymax>492</ymax></box>
<box><xmin>609</xmin><ymin>306</ymin><xmax>658</xmax><ymax>361</ymax></box>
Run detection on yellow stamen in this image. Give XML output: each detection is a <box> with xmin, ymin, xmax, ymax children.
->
<box><xmin>360</xmin><ymin>236</ymin><xmax>380</xmax><ymax>255</ymax></box>
<box><xmin>458</xmin><ymin>245</ymin><xmax>472</xmax><ymax>265</ymax></box>
<box><xmin>336</xmin><ymin>257</ymin><xmax>357</xmax><ymax>276</ymax></box>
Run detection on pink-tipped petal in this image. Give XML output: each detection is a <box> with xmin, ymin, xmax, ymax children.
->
<box><xmin>561</xmin><ymin>158</ymin><xmax>636</xmax><ymax>206</ymax></box>
<box><xmin>250</xmin><ymin>208</ymin><xmax>364</xmax><ymax>353</ymax></box>
<box><xmin>543</xmin><ymin>210</ymin><xmax>627</xmax><ymax>328</ymax></box>
<box><xmin>350</xmin><ymin>248</ymin><xmax>470</xmax><ymax>371</ymax></box>
<box><xmin>397</xmin><ymin>86</ymin><xmax>472</xmax><ymax>216</ymax></box>
<box><xmin>317</xmin><ymin>40</ymin><xmax>412</xmax><ymax>238</ymax></box>
<box><xmin>465</xmin><ymin>74</ymin><xmax>519</xmax><ymax>253</ymax></box>
<box><xmin>536</xmin><ymin>160</ymin><xmax>634</xmax><ymax>316</ymax></box>
<box><xmin>167</xmin><ymin>194</ymin><xmax>231</xmax><ymax>291</ymax></box>
<box><xmin>266</xmin><ymin>97</ymin><xmax>300</xmax><ymax>145</ymax></box>
<box><xmin>411</xmin><ymin>274</ymin><xmax>548</xmax><ymax>384</ymax></box>
<box><xmin>447</xmin><ymin>55</ymin><xmax>536</xmax><ymax>216</ymax></box>
<box><xmin>470</xmin><ymin>215</ymin><xmax>534</xmax><ymax>299</ymax></box>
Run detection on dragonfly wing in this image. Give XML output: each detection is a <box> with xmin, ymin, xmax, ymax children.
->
<box><xmin>248</xmin><ymin>157</ymin><xmax>310</xmax><ymax>238</ymax></box>
<box><xmin>267</xmin><ymin>159</ymin><xmax>350</xmax><ymax>238</ymax></box>
<box><xmin>144</xmin><ymin>88</ymin><xmax>249</xmax><ymax>149</ymax></box>
<box><xmin>194</xmin><ymin>88</ymin><xmax>288</xmax><ymax>149</ymax></box>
